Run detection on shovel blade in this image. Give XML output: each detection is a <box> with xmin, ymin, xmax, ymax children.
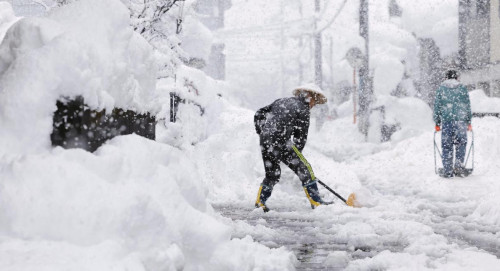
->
<box><xmin>346</xmin><ymin>193</ymin><xmax>359</xmax><ymax>207</ymax></box>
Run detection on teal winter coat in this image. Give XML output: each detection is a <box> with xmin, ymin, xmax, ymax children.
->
<box><xmin>433</xmin><ymin>79</ymin><xmax>472</xmax><ymax>125</ymax></box>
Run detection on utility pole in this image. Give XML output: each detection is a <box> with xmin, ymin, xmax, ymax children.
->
<box><xmin>458</xmin><ymin>0</ymin><xmax>468</xmax><ymax>70</ymax></box>
<box><xmin>298</xmin><ymin>2</ymin><xmax>304</xmax><ymax>85</ymax></box>
<box><xmin>280</xmin><ymin>0</ymin><xmax>285</xmax><ymax>96</ymax></box>
<box><xmin>329</xmin><ymin>35</ymin><xmax>334</xmax><ymax>90</ymax></box>
<box><xmin>314</xmin><ymin>0</ymin><xmax>322</xmax><ymax>89</ymax></box>
<box><xmin>353</xmin><ymin>69</ymin><xmax>357</xmax><ymax>124</ymax></box>
<box><xmin>358</xmin><ymin>0</ymin><xmax>372</xmax><ymax>139</ymax></box>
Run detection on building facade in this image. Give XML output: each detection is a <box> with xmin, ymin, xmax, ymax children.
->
<box><xmin>194</xmin><ymin>0</ymin><xmax>231</xmax><ymax>80</ymax></box>
<box><xmin>459</xmin><ymin>0</ymin><xmax>500</xmax><ymax>96</ymax></box>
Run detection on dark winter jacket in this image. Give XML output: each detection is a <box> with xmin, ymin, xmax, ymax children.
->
<box><xmin>254</xmin><ymin>96</ymin><xmax>310</xmax><ymax>151</ymax></box>
<box><xmin>433</xmin><ymin>79</ymin><xmax>472</xmax><ymax>125</ymax></box>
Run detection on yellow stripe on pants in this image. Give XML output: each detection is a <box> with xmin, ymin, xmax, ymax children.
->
<box><xmin>291</xmin><ymin>145</ymin><xmax>316</xmax><ymax>180</ymax></box>
<box><xmin>255</xmin><ymin>185</ymin><xmax>264</xmax><ymax>206</ymax></box>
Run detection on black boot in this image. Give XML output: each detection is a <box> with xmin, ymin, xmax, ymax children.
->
<box><xmin>454</xmin><ymin>164</ymin><xmax>466</xmax><ymax>177</ymax></box>
<box><xmin>303</xmin><ymin>181</ymin><xmax>331</xmax><ymax>209</ymax></box>
<box><xmin>255</xmin><ymin>184</ymin><xmax>272</xmax><ymax>212</ymax></box>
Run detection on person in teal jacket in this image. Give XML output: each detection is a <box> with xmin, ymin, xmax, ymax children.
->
<box><xmin>433</xmin><ymin>70</ymin><xmax>472</xmax><ymax>178</ymax></box>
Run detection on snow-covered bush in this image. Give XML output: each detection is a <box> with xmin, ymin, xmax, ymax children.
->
<box><xmin>121</xmin><ymin>0</ymin><xmax>212</xmax><ymax>80</ymax></box>
<box><xmin>123</xmin><ymin>0</ymin><xmax>188</xmax><ymax>78</ymax></box>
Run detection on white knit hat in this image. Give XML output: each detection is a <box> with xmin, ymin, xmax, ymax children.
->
<box><xmin>292</xmin><ymin>84</ymin><xmax>327</xmax><ymax>104</ymax></box>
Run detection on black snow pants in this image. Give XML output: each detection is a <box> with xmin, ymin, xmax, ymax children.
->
<box><xmin>260</xmin><ymin>135</ymin><xmax>316</xmax><ymax>188</ymax></box>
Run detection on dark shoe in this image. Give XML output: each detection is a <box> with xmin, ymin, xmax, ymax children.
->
<box><xmin>454</xmin><ymin>167</ymin><xmax>466</xmax><ymax>177</ymax></box>
<box><xmin>255</xmin><ymin>202</ymin><xmax>270</xmax><ymax>212</ymax></box>
<box><xmin>438</xmin><ymin>168</ymin><xmax>454</xmax><ymax>178</ymax></box>
<box><xmin>255</xmin><ymin>184</ymin><xmax>272</xmax><ymax>212</ymax></box>
<box><xmin>303</xmin><ymin>181</ymin><xmax>331</xmax><ymax>209</ymax></box>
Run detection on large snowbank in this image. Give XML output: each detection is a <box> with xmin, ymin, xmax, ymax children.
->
<box><xmin>0</xmin><ymin>0</ymin><xmax>157</xmax><ymax>155</ymax></box>
<box><xmin>0</xmin><ymin>1</ymin><xmax>296</xmax><ymax>269</ymax></box>
<box><xmin>334</xmin><ymin>94</ymin><xmax>433</xmax><ymax>143</ymax></box>
<box><xmin>0</xmin><ymin>135</ymin><xmax>295</xmax><ymax>270</ymax></box>
<box><xmin>470</xmin><ymin>89</ymin><xmax>500</xmax><ymax>113</ymax></box>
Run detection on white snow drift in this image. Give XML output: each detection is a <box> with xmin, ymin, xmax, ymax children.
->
<box><xmin>0</xmin><ymin>0</ymin><xmax>296</xmax><ymax>270</ymax></box>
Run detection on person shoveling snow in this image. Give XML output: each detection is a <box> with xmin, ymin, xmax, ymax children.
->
<box><xmin>254</xmin><ymin>84</ymin><xmax>356</xmax><ymax>212</ymax></box>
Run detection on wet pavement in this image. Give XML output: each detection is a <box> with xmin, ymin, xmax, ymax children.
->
<box><xmin>215</xmin><ymin>199</ymin><xmax>500</xmax><ymax>270</ymax></box>
<box><xmin>215</xmin><ymin>205</ymin><xmax>403</xmax><ymax>270</ymax></box>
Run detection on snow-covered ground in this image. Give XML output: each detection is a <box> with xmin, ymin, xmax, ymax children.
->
<box><xmin>1</xmin><ymin>0</ymin><xmax>500</xmax><ymax>270</ymax></box>
<box><xmin>198</xmin><ymin>93</ymin><xmax>500</xmax><ymax>270</ymax></box>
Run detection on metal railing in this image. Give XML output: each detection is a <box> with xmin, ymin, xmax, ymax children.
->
<box><xmin>472</xmin><ymin>112</ymin><xmax>500</xmax><ymax>118</ymax></box>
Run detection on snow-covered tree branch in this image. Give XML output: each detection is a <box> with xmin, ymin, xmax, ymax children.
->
<box><xmin>125</xmin><ymin>0</ymin><xmax>188</xmax><ymax>78</ymax></box>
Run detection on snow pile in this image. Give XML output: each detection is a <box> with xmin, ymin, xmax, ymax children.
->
<box><xmin>470</xmin><ymin>89</ymin><xmax>500</xmax><ymax>113</ymax></box>
<box><xmin>0</xmin><ymin>1</ymin><xmax>296</xmax><ymax>269</ymax></box>
<box><xmin>156</xmin><ymin>65</ymin><xmax>229</xmax><ymax>148</ymax></box>
<box><xmin>191</xmin><ymin>103</ymin><xmax>263</xmax><ymax>205</ymax></box>
<box><xmin>376</xmin><ymin>95</ymin><xmax>434</xmax><ymax>142</ymax></box>
<box><xmin>309</xmin><ymin>95</ymin><xmax>433</xmax><ymax>161</ymax></box>
<box><xmin>336</xmin><ymin>95</ymin><xmax>433</xmax><ymax>142</ymax></box>
<box><xmin>0</xmin><ymin>135</ymin><xmax>295</xmax><ymax>269</ymax></box>
<box><xmin>368</xmin><ymin>2</ymin><xmax>418</xmax><ymax>97</ymax></box>
<box><xmin>1</xmin><ymin>136</ymin><xmax>218</xmax><ymax>269</ymax></box>
<box><xmin>0</xmin><ymin>0</ymin><xmax>157</xmax><ymax>155</ymax></box>
<box><xmin>466</xmin><ymin>113</ymin><xmax>500</xmax><ymax>227</ymax></box>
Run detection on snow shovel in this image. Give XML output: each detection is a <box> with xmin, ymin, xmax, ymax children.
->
<box><xmin>433</xmin><ymin>130</ymin><xmax>474</xmax><ymax>177</ymax></box>
<box><xmin>317</xmin><ymin>180</ymin><xmax>359</xmax><ymax>207</ymax></box>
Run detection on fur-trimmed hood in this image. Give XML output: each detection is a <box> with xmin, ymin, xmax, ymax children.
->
<box><xmin>292</xmin><ymin>84</ymin><xmax>328</xmax><ymax>104</ymax></box>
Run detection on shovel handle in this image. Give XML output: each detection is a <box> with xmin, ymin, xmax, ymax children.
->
<box><xmin>317</xmin><ymin>180</ymin><xmax>347</xmax><ymax>203</ymax></box>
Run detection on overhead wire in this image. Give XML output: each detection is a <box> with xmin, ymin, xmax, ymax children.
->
<box><xmin>222</xmin><ymin>1</ymin><xmax>349</xmax><ymax>66</ymax></box>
